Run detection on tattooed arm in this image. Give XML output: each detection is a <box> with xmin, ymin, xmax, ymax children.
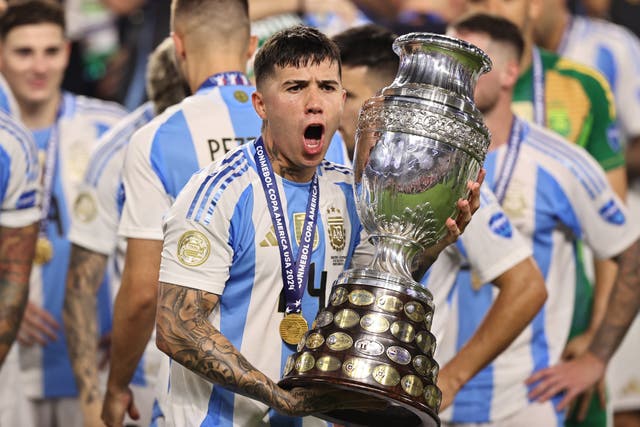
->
<box><xmin>0</xmin><ymin>223</ymin><xmax>37</xmax><ymax>365</ymax></box>
<box><xmin>63</xmin><ymin>244</ymin><xmax>108</xmax><ymax>426</ymax></box>
<box><xmin>156</xmin><ymin>282</ymin><xmax>381</xmax><ymax>416</ymax></box>
<box><xmin>526</xmin><ymin>238</ymin><xmax>640</xmax><ymax>409</ymax></box>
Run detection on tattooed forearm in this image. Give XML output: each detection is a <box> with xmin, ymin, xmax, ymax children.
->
<box><xmin>588</xmin><ymin>239</ymin><xmax>640</xmax><ymax>362</ymax></box>
<box><xmin>0</xmin><ymin>224</ymin><xmax>37</xmax><ymax>364</ymax></box>
<box><xmin>156</xmin><ymin>283</ymin><xmax>287</xmax><ymax>406</ymax></box>
<box><xmin>156</xmin><ymin>282</ymin><xmax>380</xmax><ymax>416</ymax></box>
<box><xmin>63</xmin><ymin>244</ymin><xmax>108</xmax><ymax>406</ymax></box>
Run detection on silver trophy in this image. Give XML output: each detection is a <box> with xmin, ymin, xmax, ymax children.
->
<box><xmin>279</xmin><ymin>33</ymin><xmax>491</xmax><ymax>427</ymax></box>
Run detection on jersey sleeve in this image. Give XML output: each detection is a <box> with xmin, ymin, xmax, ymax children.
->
<box><xmin>118</xmin><ymin>121</ymin><xmax>174</xmax><ymax>240</ymax></box>
<box><xmin>0</xmin><ymin>120</ymin><xmax>40</xmax><ymax>228</ymax></box>
<box><xmin>550</xmin><ymin>134</ymin><xmax>639</xmax><ymax>259</ymax></box>
<box><xmin>68</xmin><ymin>143</ymin><xmax>126</xmax><ymax>255</ymax></box>
<box><xmin>159</xmin><ymin>168</ymin><xmax>234</xmax><ymax>295</ymax></box>
<box><xmin>456</xmin><ymin>183</ymin><xmax>533</xmax><ymax>284</ymax></box>
<box><xmin>612</xmin><ymin>32</ymin><xmax>640</xmax><ymax>139</ymax></box>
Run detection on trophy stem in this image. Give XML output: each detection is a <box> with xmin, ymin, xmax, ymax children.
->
<box><xmin>368</xmin><ymin>235</ymin><xmax>423</xmax><ymax>282</ymax></box>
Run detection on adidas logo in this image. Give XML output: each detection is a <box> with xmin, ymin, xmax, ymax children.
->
<box><xmin>260</xmin><ymin>226</ymin><xmax>278</xmax><ymax>247</ymax></box>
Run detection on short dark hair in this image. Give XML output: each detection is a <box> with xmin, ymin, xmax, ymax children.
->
<box><xmin>332</xmin><ymin>24</ymin><xmax>399</xmax><ymax>84</ymax></box>
<box><xmin>0</xmin><ymin>0</ymin><xmax>65</xmax><ymax>39</ymax></box>
<box><xmin>450</xmin><ymin>14</ymin><xmax>525</xmax><ymax>62</ymax></box>
<box><xmin>253</xmin><ymin>26</ymin><xmax>342</xmax><ymax>89</ymax></box>
<box><xmin>171</xmin><ymin>0</ymin><xmax>249</xmax><ymax>34</ymax></box>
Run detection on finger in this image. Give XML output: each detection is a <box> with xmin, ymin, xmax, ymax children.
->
<box><xmin>128</xmin><ymin>399</ymin><xmax>140</xmax><ymax>421</ymax></box>
<box><xmin>19</xmin><ymin>326</ymin><xmax>49</xmax><ymax>346</ymax></box>
<box><xmin>529</xmin><ymin>377</ymin><xmax>565</xmax><ymax>402</ymax></box>
<box><xmin>597</xmin><ymin>379</ymin><xmax>606</xmax><ymax>408</ymax></box>
<box><xmin>17</xmin><ymin>330</ymin><xmax>35</xmax><ymax>346</ymax></box>
<box><xmin>577</xmin><ymin>388</ymin><xmax>594</xmax><ymax>421</ymax></box>
<box><xmin>35</xmin><ymin>307</ymin><xmax>61</xmax><ymax>330</ymax></box>
<box><xmin>556</xmin><ymin>389</ymin><xmax>580</xmax><ymax>411</ymax></box>
<box><xmin>476</xmin><ymin>168</ymin><xmax>486</xmax><ymax>187</ymax></box>
<box><xmin>30</xmin><ymin>317</ymin><xmax>59</xmax><ymax>342</ymax></box>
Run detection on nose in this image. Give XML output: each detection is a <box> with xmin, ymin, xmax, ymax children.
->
<box><xmin>305</xmin><ymin>86</ymin><xmax>323</xmax><ymax>114</ymax></box>
<box><xmin>32</xmin><ymin>54</ymin><xmax>48</xmax><ymax>74</ymax></box>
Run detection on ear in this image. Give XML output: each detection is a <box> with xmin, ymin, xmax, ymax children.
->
<box><xmin>501</xmin><ymin>59</ymin><xmax>520</xmax><ymax>89</ymax></box>
<box><xmin>172</xmin><ymin>31</ymin><xmax>186</xmax><ymax>61</ymax></box>
<box><xmin>247</xmin><ymin>35</ymin><xmax>258</xmax><ymax>60</ymax></box>
<box><xmin>252</xmin><ymin>90</ymin><xmax>267</xmax><ymax>120</ymax></box>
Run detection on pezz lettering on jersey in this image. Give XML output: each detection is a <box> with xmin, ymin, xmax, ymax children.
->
<box><xmin>208</xmin><ymin>136</ymin><xmax>257</xmax><ymax>161</ymax></box>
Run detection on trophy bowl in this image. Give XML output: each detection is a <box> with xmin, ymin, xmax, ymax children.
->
<box><xmin>279</xmin><ymin>33</ymin><xmax>491</xmax><ymax>427</ymax></box>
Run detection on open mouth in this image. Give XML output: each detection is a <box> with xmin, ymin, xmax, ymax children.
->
<box><xmin>303</xmin><ymin>124</ymin><xmax>324</xmax><ymax>153</ymax></box>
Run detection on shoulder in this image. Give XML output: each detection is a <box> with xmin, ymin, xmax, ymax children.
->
<box><xmin>319</xmin><ymin>159</ymin><xmax>354</xmax><ymax>184</ymax></box>
<box><xmin>68</xmin><ymin>93</ymin><xmax>128</xmax><ymax>121</ymax></box>
<box><xmin>174</xmin><ymin>146</ymin><xmax>256</xmax><ymax>224</ymax></box>
<box><xmin>0</xmin><ymin>111</ymin><xmax>38</xmax><ymax>176</ymax></box>
<box><xmin>521</xmin><ymin>120</ymin><xmax>608</xmax><ymax>192</ymax></box>
<box><xmin>85</xmin><ymin>103</ymin><xmax>155</xmax><ymax>187</ymax></box>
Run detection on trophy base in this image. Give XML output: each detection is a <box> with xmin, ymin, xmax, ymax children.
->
<box><xmin>279</xmin><ymin>375</ymin><xmax>439</xmax><ymax>427</ymax></box>
<box><xmin>279</xmin><ymin>269</ymin><xmax>442</xmax><ymax>427</ymax></box>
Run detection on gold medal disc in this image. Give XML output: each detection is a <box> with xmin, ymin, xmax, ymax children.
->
<box><xmin>279</xmin><ymin>313</ymin><xmax>309</xmax><ymax>345</ymax></box>
<box><xmin>34</xmin><ymin>237</ymin><xmax>54</xmax><ymax>265</ymax></box>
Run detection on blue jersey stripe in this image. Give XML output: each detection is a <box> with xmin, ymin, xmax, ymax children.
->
<box><xmin>150</xmin><ymin>110</ymin><xmax>200</xmax><ymax>198</ymax></box>
<box><xmin>451</xmin><ymin>270</ymin><xmax>494</xmax><ymax>422</ymax></box>
<box><xmin>0</xmin><ymin>112</ymin><xmax>38</xmax><ymax>180</ymax></box>
<box><xmin>203</xmin><ymin>161</ymin><xmax>249</xmax><ymax>226</ymax></box>
<box><xmin>202</xmin><ymin>189</ymin><xmax>256</xmax><ymax>427</ymax></box>
<box><xmin>193</xmin><ymin>155</ymin><xmax>247</xmax><ymax>223</ymax></box>
<box><xmin>0</xmin><ymin>146</ymin><xmax>9</xmax><ymax>204</ymax></box>
<box><xmin>218</xmin><ymin>86</ymin><xmax>261</xmax><ymax>143</ymax></box>
<box><xmin>187</xmin><ymin>150</ymin><xmax>245</xmax><ymax>220</ymax></box>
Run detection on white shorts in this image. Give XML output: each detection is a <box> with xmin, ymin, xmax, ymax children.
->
<box><xmin>608</xmin><ymin>313</ymin><xmax>640</xmax><ymax>412</ymax></box>
<box><xmin>442</xmin><ymin>401</ymin><xmax>561</xmax><ymax>427</ymax></box>
<box><xmin>29</xmin><ymin>397</ymin><xmax>82</xmax><ymax>427</ymax></box>
<box><xmin>0</xmin><ymin>346</ymin><xmax>34</xmax><ymax>427</ymax></box>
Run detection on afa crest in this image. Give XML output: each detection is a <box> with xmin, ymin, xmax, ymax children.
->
<box><xmin>327</xmin><ymin>206</ymin><xmax>346</xmax><ymax>252</ymax></box>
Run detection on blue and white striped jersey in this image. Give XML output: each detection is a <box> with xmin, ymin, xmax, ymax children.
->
<box><xmin>118</xmin><ymin>75</ymin><xmax>261</xmax><ymax>241</ymax></box>
<box><xmin>0</xmin><ymin>74</ymin><xmax>19</xmax><ymax>118</ymax></box>
<box><xmin>19</xmin><ymin>92</ymin><xmax>127</xmax><ymax>399</ymax></box>
<box><xmin>559</xmin><ymin>15</ymin><xmax>640</xmax><ymax>140</ymax></box>
<box><xmin>158</xmin><ymin>141</ymin><xmax>373</xmax><ymax>427</ymax></box>
<box><xmin>67</xmin><ymin>102</ymin><xmax>158</xmax><ymax>389</ymax></box>
<box><xmin>421</xmin><ymin>183</ymin><xmax>533</xmax><ymax>349</ymax></box>
<box><xmin>0</xmin><ymin>109</ymin><xmax>39</xmax><ymax>228</ymax></box>
<box><xmin>440</xmin><ymin>117</ymin><xmax>639</xmax><ymax>424</ymax></box>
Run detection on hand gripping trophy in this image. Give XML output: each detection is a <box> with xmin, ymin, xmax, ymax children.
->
<box><xmin>280</xmin><ymin>33</ymin><xmax>491</xmax><ymax>427</ymax></box>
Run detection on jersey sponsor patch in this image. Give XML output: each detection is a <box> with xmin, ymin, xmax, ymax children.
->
<box><xmin>488</xmin><ymin>212</ymin><xmax>513</xmax><ymax>238</ymax></box>
<box><xmin>73</xmin><ymin>192</ymin><xmax>98</xmax><ymax>222</ymax></box>
<box><xmin>599</xmin><ymin>199</ymin><xmax>626</xmax><ymax>225</ymax></box>
<box><xmin>177</xmin><ymin>230</ymin><xmax>211</xmax><ymax>266</ymax></box>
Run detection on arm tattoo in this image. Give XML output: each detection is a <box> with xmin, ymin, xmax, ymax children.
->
<box><xmin>156</xmin><ymin>283</ymin><xmax>286</xmax><ymax>407</ymax></box>
<box><xmin>588</xmin><ymin>239</ymin><xmax>640</xmax><ymax>362</ymax></box>
<box><xmin>63</xmin><ymin>244</ymin><xmax>108</xmax><ymax>406</ymax></box>
<box><xmin>0</xmin><ymin>224</ymin><xmax>37</xmax><ymax>364</ymax></box>
<box><xmin>157</xmin><ymin>283</ymin><xmax>383</xmax><ymax>415</ymax></box>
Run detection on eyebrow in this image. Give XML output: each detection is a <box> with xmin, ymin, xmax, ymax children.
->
<box><xmin>283</xmin><ymin>79</ymin><xmax>340</xmax><ymax>86</ymax></box>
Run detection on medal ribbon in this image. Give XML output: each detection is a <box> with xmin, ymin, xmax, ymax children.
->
<box><xmin>532</xmin><ymin>46</ymin><xmax>546</xmax><ymax>127</ymax></box>
<box><xmin>493</xmin><ymin>116</ymin><xmax>523</xmax><ymax>204</ymax></box>
<box><xmin>38</xmin><ymin>106</ymin><xmax>64</xmax><ymax>240</ymax></box>
<box><xmin>197</xmin><ymin>71</ymin><xmax>251</xmax><ymax>92</ymax></box>
<box><xmin>254</xmin><ymin>137</ymin><xmax>319</xmax><ymax>314</ymax></box>
<box><xmin>556</xmin><ymin>16</ymin><xmax>573</xmax><ymax>57</ymax></box>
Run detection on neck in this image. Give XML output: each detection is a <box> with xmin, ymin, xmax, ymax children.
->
<box><xmin>484</xmin><ymin>100</ymin><xmax>515</xmax><ymax>152</ymax></box>
<box><xmin>187</xmin><ymin>53</ymin><xmax>247</xmax><ymax>93</ymax></box>
<box><xmin>261</xmin><ymin>133</ymin><xmax>315</xmax><ymax>183</ymax></box>
<box><xmin>19</xmin><ymin>91</ymin><xmax>61</xmax><ymax>130</ymax></box>
<box><xmin>544</xmin><ymin>11</ymin><xmax>570</xmax><ymax>52</ymax></box>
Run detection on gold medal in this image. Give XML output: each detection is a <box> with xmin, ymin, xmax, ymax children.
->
<box><xmin>34</xmin><ymin>237</ymin><xmax>54</xmax><ymax>265</ymax></box>
<box><xmin>279</xmin><ymin>313</ymin><xmax>308</xmax><ymax>345</ymax></box>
